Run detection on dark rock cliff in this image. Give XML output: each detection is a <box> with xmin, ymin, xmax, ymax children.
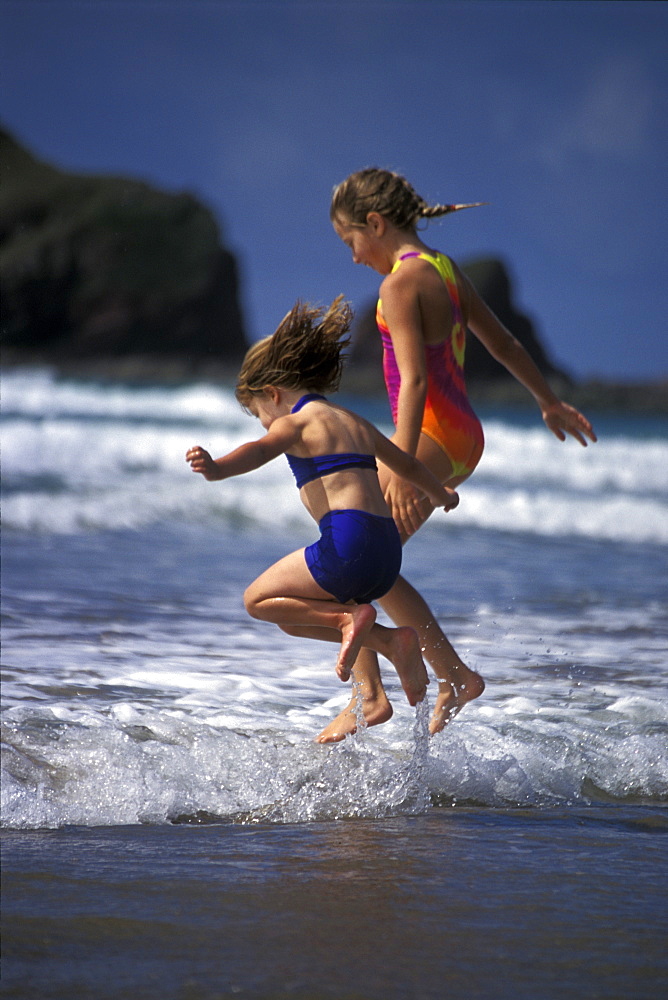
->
<box><xmin>460</xmin><ymin>257</ymin><xmax>569</xmax><ymax>382</ymax></box>
<box><xmin>0</xmin><ymin>128</ymin><xmax>247</xmax><ymax>364</ymax></box>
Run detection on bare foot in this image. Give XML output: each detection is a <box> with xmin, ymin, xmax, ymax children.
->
<box><xmin>336</xmin><ymin>604</ymin><xmax>376</xmax><ymax>681</ymax></box>
<box><xmin>315</xmin><ymin>690</ymin><xmax>393</xmax><ymax>744</ymax></box>
<box><xmin>429</xmin><ymin>669</ymin><xmax>485</xmax><ymax>735</ymax></box>
<box><xmin>386</xmin><ymin>626</ymin><xmax>428</xmax><ymax>706</ymax></box>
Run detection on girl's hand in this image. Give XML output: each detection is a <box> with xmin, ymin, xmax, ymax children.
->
<box><xmin>384</xmin><ymin>472</ymin><xmax>428</xmax><ymax>537</ymax></box>
<box><xmin>542</xmin><ymin>402</ymin><xmax>597</xmax><ymax>446</ymax></box>
<box><xmin>443</xmin><ymin>487</ymin><xmax>459</xmax><ymax>513</ymax></box>
<box><xmin>186</xmin><ymin>446</ymin><xmax>221</xmax><ymax>481</ymax></box>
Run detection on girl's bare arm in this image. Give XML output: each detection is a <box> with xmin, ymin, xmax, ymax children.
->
<box><xmin>459</xmin><ymin>268</ymin><xmax>596</xmax><ymax>446</ymax></box>
<box><xmin>186</xmin><ymin>418</ymin><xmax>300</xmax><ymax>481</ymax></box>
<box><xmin>375</xmin><ymin>271</ymin><xmax>437</xmax><ymax>529</ymax></box>
<box><xmin>377</xmin><ymin>270</ymin><xmax>428</xmax><ymax>457</ymax></box>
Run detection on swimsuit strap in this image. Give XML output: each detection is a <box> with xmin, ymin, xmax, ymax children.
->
<box><xmin>291</xmin><ymin>393</ymin><xmax>326</xmax><ymax>414</ymax></box>
<box><xmin>393</xmin><ymin>251</ymin><xmax>463</xmax><ymax>319</ymax></box>
<box><xmin>286</xmin><ymin>452</ymin><xmax>377</xmax><ymax>490</ymax></box>
<box><xmin>286</xmin><ymin>393</ymin><xmax>377</xmax><ymax>488</ymax></box>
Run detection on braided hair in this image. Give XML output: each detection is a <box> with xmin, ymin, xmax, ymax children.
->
<box><xmin>235</xmin><ymin>296</ymin><xmax>352</xmax><ymax>410</ymax></box>
<box><xmin>330</xmin><ymin>167</ymin><xmax>483</xmax><ymax>230</ymax></box>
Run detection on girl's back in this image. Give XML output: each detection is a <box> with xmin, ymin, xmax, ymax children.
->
<box><xmin>287</xmin><ymin>396</ymin><xmax>390</xmax><ymax>523</ymax></box>
<box><xmin>290</xmin><ymin>397</ymin><xmax>377</xmax><ymax>459</ymax></box>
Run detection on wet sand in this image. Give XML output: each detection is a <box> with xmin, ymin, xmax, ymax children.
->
<box><xmin>2</xmin><ymin>807</ymin><xmax>667</xmax><ymax>999</ymax></box>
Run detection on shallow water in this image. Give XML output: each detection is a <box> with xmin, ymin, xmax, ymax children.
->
<box><xmin>2</xmin><ymin>521</ymin><xmax>667</xmax><ymax>828</ymax></box>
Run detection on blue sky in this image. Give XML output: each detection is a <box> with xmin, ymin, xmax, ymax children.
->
<box><xmin>1</xmin><ymin>0</ymin><xmax>666</xmax><ymax>380</ymax></box>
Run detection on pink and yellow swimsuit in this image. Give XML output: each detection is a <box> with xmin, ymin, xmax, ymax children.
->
<box><xmin>377</xmin><ymin>250</ymin><xmax>484</xmax><ymax>480</ymax></box>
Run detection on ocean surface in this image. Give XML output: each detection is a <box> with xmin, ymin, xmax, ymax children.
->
<box><xmin>2</xmin><ymin>366</ymin><xmax>667</xmax><ymax>999</ymax></box>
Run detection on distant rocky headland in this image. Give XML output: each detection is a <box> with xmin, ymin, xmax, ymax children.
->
<box><xmin>0</xmin><ymin>128</ymin><xmax>246</xmax><ymax>365</ymax></box>
<box><xmin>1</xmin><ymin>128</ymin><xmax>665</xmax><ymax>413</ymax></box>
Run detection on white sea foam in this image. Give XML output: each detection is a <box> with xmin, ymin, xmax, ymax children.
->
<box><xmin>2</xmin><ymin>368</ymin><xmax>667</xmax><ymax>541</ymax></box>
<box><xmin>1</xmin><ymin>367</ymin><xmax>240</xmax><ymax>423</ymax></box>
<box><xmin>2</xmin><ymin>565</ymin><xmax>667</xmax><ymax>829</ymax></box>
<box><xmin>2</xmin><ymin>674</ymin><xmax>666</xmax><ymax>829</ymax></box>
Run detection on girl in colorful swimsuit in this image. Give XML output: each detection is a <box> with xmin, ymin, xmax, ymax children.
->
<box><xmin>323</xmin><ymin>166</ymin><xmax>597</xmax><ymax>744</ymax></box>
<box><xmin>186</xmin><ymin>296</ymin><xmax>459</xmax><ymax>702</ymax></box>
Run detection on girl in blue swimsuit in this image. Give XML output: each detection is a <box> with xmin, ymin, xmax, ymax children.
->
<box><xmin>186</xmin><ymin>296</ymin><xmax>459</xmax><ymax>703</ymax></box>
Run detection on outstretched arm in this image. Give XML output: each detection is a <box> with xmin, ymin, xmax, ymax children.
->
<box><xmin>186</xmin><ymin>441</ymin><xmax>275</xmax><ymax>481</ymax></box>
<box><xmin>460</xmin><ymin>269</ymin><xmax>597</xmax><ymax>446</ymax></box>
<box><xmin>186</xmin><ymin>416</ymin><xmax>300</xmax><ymax>481</ymax></box>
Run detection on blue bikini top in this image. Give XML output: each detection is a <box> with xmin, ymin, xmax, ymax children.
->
<box><xmin>286</xmin><ymin>394</ymin><xmax>378</xmax><ymax>489</ymax></box>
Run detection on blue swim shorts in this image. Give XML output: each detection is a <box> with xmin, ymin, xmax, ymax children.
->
<box><xmin>304</xmin><ymin>509</ymin><xmax>402</xmax><ymax>604</ymax></box>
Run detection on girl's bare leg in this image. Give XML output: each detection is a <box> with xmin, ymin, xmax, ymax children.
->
<box><xmin>317</xmin><ymin>437</ymin><xmax>484</xmax><ymax>741</ymax></box>
<box><xmin>315</xmin><ymin>574</ymin><xmax>484</xmax><ymax>741</ymax></box>
<box><xmin>248</xmin><ymin>592</ymin><xmax>377</xmax><ymax>682</ymax></box>
<box><xmin>245</xmin><ymin>550</ymin><xmax>428</xmax><ymax>692</ymax></box>
<box><xmin>283</xmin><ymin>621</ymin><xmax>428</xmax><ymax>719</ymax></box>
<box><xmin>315</xmin><ymin>648</ymin><xmax>393</xmax><ymax>744</ymax></box>
<box><xmin>379</xmin><ymin>575</ymin><xmax>484</xmax><ymax>733</ymax></box>
<box><xmin>244</xmin><ymin>550</ymin><xmax>377</xmax><ymax>680</ymax></box>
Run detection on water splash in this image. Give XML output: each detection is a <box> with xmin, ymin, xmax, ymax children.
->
<box><xmin>403</xmin><ymin>695</ymin><xmax>432</xmax><ymax>814</ymax></box>
<box><xmin>351</xmin><ymin>677</ymin><xmax>368</xmax><ymax>736</ymax></box>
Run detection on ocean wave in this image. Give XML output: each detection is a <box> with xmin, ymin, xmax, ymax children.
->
<box><xmin>478</xmin><ymin>422</ymin><xmax>668</xmax><ymax>496</ymax></box>
<box><xmin>4</xmin><ymin>480</ymin><xmax>667</xmax><ymax>543</ymax></box>
<box><xmin>2</xmin><ymin>368</ymin><xmax>667</xmax><ymax>543</ymax></box>
<box><xmin>2</xmin><ymin>693</ymin><xmax>666</xmax><ymax>829</ymax></box>
<box><xmin>1</xmin><ymin>367</ymin><xmax>240</xmax><ymax>423</ymax></box>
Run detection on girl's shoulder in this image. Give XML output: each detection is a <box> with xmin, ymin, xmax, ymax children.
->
<box><xmin>292</xmin><ymin>401</ymin><xmax>373</xmax><ymax>457</ymax></box>
<box><xmin>380</xmin><ymin>249</ymin><xmax>454</xmax><ymax>300</ymax></box>
<box><xmin>390</xmin><ymin>248</ymin><xmax>453</xmax><ymax>279</ymax></box>
<box><xmin>379</xmin><ymin>257</ymin><xmax>424</xmax><ymax>299</ymax></box>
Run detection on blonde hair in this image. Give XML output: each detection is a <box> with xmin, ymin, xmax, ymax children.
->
<box><xmin>235</xmin><ymin>295</ymin><xmax>352</xmax><ymax>409</ymax></box>
<box><xmin>330</xmin><ymin>167</ymin><xmax>483</xmax><ymax>231</ymax></box>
